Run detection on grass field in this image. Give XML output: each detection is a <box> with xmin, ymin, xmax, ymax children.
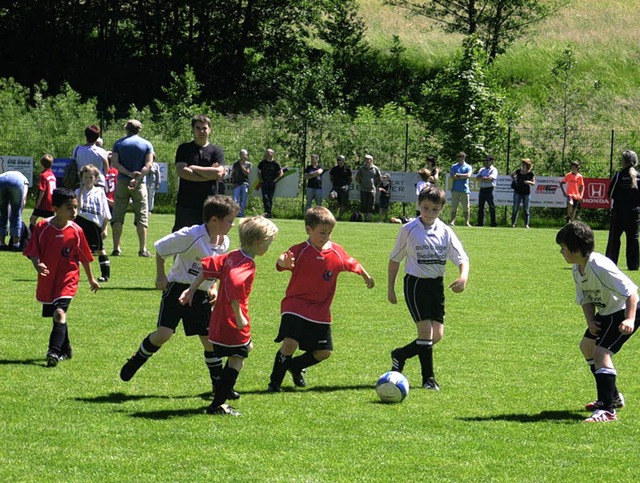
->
<box><xmin>2</xmin><ymin>214</ymin><xmax>640</xmax><ymax>481</ymax></box>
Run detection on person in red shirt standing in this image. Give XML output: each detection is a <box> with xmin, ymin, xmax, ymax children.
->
<box><xmin>560</xmin><ymin>161</ymin><xmax>585</xmax><ymax>223</ymax></box>
<box><xmin>24</xmin><ymin>188</ymin><xmax>100</xmax><ymax>367</ymax></box>
<box><xmin>180</xmin><ymin>215</ymin><xmax>279</xmax><ymax>416</ymax></box>
<box><xmin>267</xmin><ymin>206</ymin><xmax>375</xmax><ymax>393</ymax></box>
<box><xmin>29</xmin><ymin>154</ymin><xmax>57</xmax><ymax>234</ymax></box>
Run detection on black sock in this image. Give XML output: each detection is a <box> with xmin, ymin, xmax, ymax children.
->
<box><xmin>99</xmin><ymin>255</ymin><xmax>110</xmax><ymax>279</ymax></box>
<box><xmin>269</xmin><ymin>351</ymin><xmax>291</xmax><ymax>386</ymax></box>
<box><xmin>396</xmin><ymin>340</ymin><xmax>420</xmax><ymax>361</ymax></box>
<box><xmin>289</xmin><ymin>351</ymin><xmax>320</xmax><ymax>373</ymax></box>
<box><xmin>61</xmin><ymin>324</ymin><xmax>71</xmax><ymax>352</ymax></box>
<box><xmin>586</xmin><ymin>358</ymin><xmax>596</xmax><ymax>376</ymax></box>
<box><xmin>205</xmin><ymin>350</ymin><xmax>223</xmax><ymax>385</ymax></box>
<box><xmin>417</xmin><ymin>339</ymin><xmax>434</xmax><ymax>383</ymax></box>
<box><xmin>48</xmin><ymin>321</ymin><xmax>66</xmax><ymax>354</ymax></box>
<box><xmin>595</xmin><ymin>368</ymin><xmax>617</xmax><ymax>411</ymax></box>
<box><xmin>137</xmin><ymin>335</ymin><xmax>160</xmax><ymax>359</ymax></box>
<box><xmin>212</xmin><ymin>366</ymin><xmax>239</xmax><ymax>407</ymax></box>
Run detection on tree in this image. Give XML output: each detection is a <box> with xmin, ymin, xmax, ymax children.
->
<box><xmin>384</xmin><ymin>0</ymin><xmax>568</xmax><ymax>61</ymax></box>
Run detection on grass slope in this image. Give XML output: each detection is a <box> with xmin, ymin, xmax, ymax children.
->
<box><xmin>2</xmin><ymin>214</ymin><xmax>640</xmax><ymax>481</ymax></box>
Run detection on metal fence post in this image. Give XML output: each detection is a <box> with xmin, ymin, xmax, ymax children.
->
<box><xmin>609</xmin><ymin>129</ymin><xmax>615</xmax><ymax>178</ymax></box>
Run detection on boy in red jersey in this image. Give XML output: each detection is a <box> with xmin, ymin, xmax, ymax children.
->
<box><xmin>29</xmin><ymin>154</ymin><xmax>57</xmax><ymax>233</ymax></box>
<box><xmin>267</xmin><ymin>206</ymin><xmax>375</xmax><ymax>392</ymax></box>
<box><xmin>24</xmin><ymin>188</ymin><xmax>100</xmax><ymax>367</ymax></box>
<box><xmin>180</xmin><ymin>216</ymin><xmax>279</xmax><ymax>416</ymax></box>
<box><xmin>560</xmin><ymin>161</ymin><xmax>584</xmax><ymax>222</ymax></box>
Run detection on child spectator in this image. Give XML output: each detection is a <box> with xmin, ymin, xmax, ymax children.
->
<box><xmin>29</xmin><ymin>154</ymin><xmax>57</xmax><ymax>233</ymax></box>
<box><xmin>267</xmin><ymin>206</ymin><xmax>375</xmax><ymax>392</ymax></box>
<box><xmin>119</xmin><ymin>196</ymin><xmax>240</xmax><ymax>398</ymax></box>
<box><xmin>75</xmin><ymin>165</ymin><xmax>112</xmax><ymax>282</ymax></box>
<box><xmin>415</xmin><ymin>168</ymin><xmax>432</xmax><ymax>216</ymax></box>
<box><xmin>24</xmin><ymin>188</ymin><xmax>100</xmax><ymax>367</ymax></box>
<box><xmin>104</xmin><ymin>165</ymin><xmax>118</xmax><ymax>212</ymax></box>
<box><xmin>180</xmin><ymin>215</ymin><xmax>279</xmax><ymax>416</ymax></box>
<box><xmin>560</xmin><ymin>161</ymin><xmax>584</xmax><ymax>222</ymax></box>
<box><xmin>556</xmin><ymin>221</ymin><xmax>638</xmax><ymax>423</ymax></box>
<box><xmin>378</xmin><ymin>173</ymin><xmax>391</xmax><ymax>222</ymax></box>
<box><xmin>388</xmin><ymin>185</ymin><xmax>469</xmax><ymax>390</ymax></box>
<box><xmin>146</xmin><ymin>156</ymin><xmax>161</xmax><ymax>213</ymax></box>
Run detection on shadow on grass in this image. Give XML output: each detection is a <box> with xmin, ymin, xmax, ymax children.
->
<box><xmin>74</xmin><ymin>392</ymin><xmax>199</xmax><ymax>404</ymax></box>
<box><xmin>459</xmin><ymin>410</ymin><xmax>585</xmax><ymax>424</ymax></box>
<box><xmin>240</xmin><ymin>383</ymin><xmax>374</xmax><ymax>395</ymax></box>
<box><xmin>129</xmin><ymin>407</ymin><xmax>207</xmax><ymax>420</ymax></box>
<box><xmin>0</xmin><ymin>358</ymin><xmax>45</xmax><ymax>366</ymax></box>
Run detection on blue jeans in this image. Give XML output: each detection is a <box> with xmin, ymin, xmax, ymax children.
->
<box><xmin>511</xmin><ymin>192</ymin><xmax>530</xmax><ymax>226</ymax></box>
<box><xmin>0</xmin><ymin>173</ymin><xmax>27</xmax><ymax>238</ymax></box>
<box><xmin>305</xmin><ymin>188</ymin><xmax>323</xmax><ymax>210</ymax></box>
<box><xmin>233</xmin><ymin>184</ymin><xmax>249</xmax><ymax>217</ymax></box>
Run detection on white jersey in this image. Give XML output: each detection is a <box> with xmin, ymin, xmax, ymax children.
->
<box><xmin>154</xmin><ymin>224</ymin><xmax>230</xmax><ymax>291</ymax></box>
<box><xmin>389</xmin><ymin>217</ymin><xmax>468</xmax><ymax>279</ymax></box>
<box><xmin>573</xmin><ymin>252</ymin><xmax>638</xmax><ymax>316</ymax></box>
<box><xmin>75</xmin><ymin>186</ymin><xmax>111</xmax><ymax>227</ymax></box>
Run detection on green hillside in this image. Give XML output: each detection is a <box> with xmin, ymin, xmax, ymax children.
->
<box><xmin>358</xmin><ymin>0</ymin><xmax>640</xmax><ymax>129</ymax></box>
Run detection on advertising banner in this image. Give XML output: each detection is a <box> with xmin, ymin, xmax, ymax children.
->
<box><xmin>0</xmin><ymin>156</ymin><xmax>34</xmax><ymax>184</ymax></box>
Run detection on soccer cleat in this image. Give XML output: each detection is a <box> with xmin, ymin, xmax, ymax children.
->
<box><xmin>390</xmin><ymin>349</ymin><xmax>405</xmax><ymax>373</ymax></box>
<box><xmin>422</xmin><ymin>377</ymin><xmax>440</xmax><ymax>391</ymax></box>
<box><xmin>585</xmin><ymin>392</ymin><xmax>625</xmax><ymax>412</ymax></box>
<box><xmin>584</xmin><ymin>409</ymin><xmax>617</xmax><ymax>423</ymax></box>
<box><xmin>111</xmin><ymin>249</ymin><xmax>121</xmax><ymax>256</ymax></box>
<box><xmin>46</xmin><ymin>352</ymin><xmax>60</xmax><ymax>367</ymax></box>
<box><xmin>97</xmin><ymin>276</ymin><xmax>109</xmax><ymax>282</ymax></box>
<box><xmin>289</xmin><ymin>368</ymin><xmax>307</xmax><ymax>387</ymax></box>
<box><xmin>138</xmin><ymin>250</ymin><xmax>152</xmax><ymax>257</ymax></box>
<box><xmin>60</xmin><ymin>345</ymin><xmax>73</xmax><ymax>361</ymax></box>
<box><xmin>206</xmin><ymin>404</ymin><xmax>241</xmax><ymax>416</ymax></box>
<box><xmin>212</xmin><ymin>385</ymin><xmax>241</xmax><ymax>400</ymax></box>
<box><xmin>120</xmin><ymin>354</ymin><xmax>146</xmax><ymax>381</ymax></box>
<box><xmin>266</xmin><ymin>382</ymin><xmax>281</xmax><ymax>393</ymax></box>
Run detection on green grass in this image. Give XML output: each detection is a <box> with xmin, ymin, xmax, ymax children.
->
<box><xmin>3</xmin><ymin>214</ymin><xmax>640</xmax><ymax>481</ymax></box>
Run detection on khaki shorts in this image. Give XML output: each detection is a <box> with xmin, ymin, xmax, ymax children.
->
<box><xmin>450</xmin><ymin>191</ymin><xmax>469</xmax><ymax>213</ymax></box>
<box><xmin>111</xmin><ymin>179</ymin><xmax>149</xmax><ymax>227</ymax></box>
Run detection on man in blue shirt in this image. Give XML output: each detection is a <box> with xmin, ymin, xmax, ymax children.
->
<box><xmin>110</xmin><ymin>119</ymin><xmax>154</xmax><ymax>257</ymax></box>
<box><xmin>449</xmin><ymin>151</ymin><xmax>472</xmax><ymax>227</ymax></box>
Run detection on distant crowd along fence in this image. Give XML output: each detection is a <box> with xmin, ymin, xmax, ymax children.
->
<box><xmin>0</xmin><ymin>155</ymin><xmax>612</xmax><ymax>211</ymax></box>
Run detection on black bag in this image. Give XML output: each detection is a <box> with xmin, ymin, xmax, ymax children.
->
<box><xmin>63</xmin><ymin>158</ymin><xmax>79</xmax><ymax>189</ymax></box>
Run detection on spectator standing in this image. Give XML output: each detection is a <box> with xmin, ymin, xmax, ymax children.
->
<box><xmin>510</xmin><ymin>158</ymin><xmax>536</xmax><ymax>228</ymax></box>
<box><xmin>173</xmin><ymin>114</ymin><xmax>225</xmax><ymax>232</ymax></box>
<box><xmin>231</xmin><ymin>149</ymin><xmax>252</xmax><ymax>217</ymax></box>
<box><xmin>0</xmin><ymin>170</ymin><xmax>29</xmax><ymax>251</ymax></box>
<box><xmin>304</xmin><ymin>154</ymin><xmax>324</xmax><ymax>210</ymax></box>
<box><xmin>426</xmin><ymin>155</ymin><xmax>440</xmax><ymax>183</ymax></box>
<box><xmin>146</xmin><ymin>156</ymin><xmax>161</xmax><ymax>213</ymax></box>
<box><xmin>30</xmin><ymin>154</ymin><xmax>57</xmax><ymax>233</ymax></box>
<box><xmin>476</xmin><ymin>155</ymin><xmax>498</xmax><ymax>227</ymax></box>
<box><xmin>605</xmin><ymin>150</ymin><xmax>640</xmax><ymax>270</ymax></box>
<box><xmin>73</xmin><ymin>125</ymin><xmax>109</xmax><ymax>187</ymax></box>
<box><xmin>257</xmin><ymin>148</ymin><xmax>282</xmax><ymax>219</ymax></box>
<box><xmin>110</xmin><ymin>119</ymin><xmax>154</xmax><ymax>257</ymax></box>
<box><xmin>329</xmin><ymin>155</ymin><xmax>352</xmax><ymax>220</ymax></box>
<box><xmin>355</xmin><ymin>154</ymin><xmax>382</xmax><ymax>222</ymax></box>
<box><xmin>448</xmin><ymin>151</ymin><xmax>472</xmax><ymax>227</ymax></box>
<box><xmin>378</xmin><ymin>173</ymin><xmax>392</xmax><ymax>222</ymax></box>
<box><xmin>560</xmin><ymin>161</ymin><xmax>585</xmax><ymax>223</ymax></box>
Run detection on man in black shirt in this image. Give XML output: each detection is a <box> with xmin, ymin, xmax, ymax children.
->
<box><xmin>257</xmin><ymin>148</ymin><xmax>282</xmax><ymax>218</ymax></box>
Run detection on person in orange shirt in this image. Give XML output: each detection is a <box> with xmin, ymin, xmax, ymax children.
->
<box><xmin>560</xmin><ymin>161</ymin><xmax>585</xmax><ymax>222</ymax></box>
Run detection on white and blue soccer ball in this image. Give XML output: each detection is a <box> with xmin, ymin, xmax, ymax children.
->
<box><xmin>375</xmin><ymin>371</ymin><xmax>409</xmax><ymax>403</ymax></box>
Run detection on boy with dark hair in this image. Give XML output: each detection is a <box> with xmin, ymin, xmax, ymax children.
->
<box><xmin>556</xmin><ymin>221</ymin><xmax>638</xmax><ymax>423</ymax></box>
<box><xmin>119</xmin><ymin>195</ymin><xmax>239</xmax><ymax>397</ymax></box>
<box><xmin>29</xmin><ymin>154</ymin><xmax>57</xmax><ymax>233</ymax></box>
<box><xmin>267</xmin><ymin>206</ymin><xmax>375</xmax><ymax>392</ymax></box>
<box><xmin>180</xmin><ymin>216</ymin><xmax>279</xmax><ymax>416</ymax></box>
<box><xmin>24</xmin><ymin>188</ymin><xmax>100</xmax><ymax>367</ymax></box>
<box><xmin>388</xmin><ymin>185</ymin><xmax>469</xmax><ymax>390</ymax></box>
<box><xmin>559</xmin><ymin>161</ymin><xmax>584</xmax><ymax>222</ymax></box>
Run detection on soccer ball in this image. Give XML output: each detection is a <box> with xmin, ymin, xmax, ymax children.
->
<box><xmin>375</xmin><ymin>371</ymin><xmax>409</xmax><ymax>403</ymax></box>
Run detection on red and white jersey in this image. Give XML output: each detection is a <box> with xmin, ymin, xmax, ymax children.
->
<box><xmin>36</xmin><ymin>169</ymin><xmax>57</xmax><ymax>212</ymax></box>
<box><xmin>202</xmin><ymin>250</ymin><xmax>256</xmax><ymax>347</ymax></box>
<box><xmin>278</xmin><ymin>241</ymin><xmax>364</xmax><ymax>324</ymax></box>
<box><xmin>24</xmin><ymin>219</ymin><xmax>94</xmax><ymax>303</ymax></box>
<box><xmin>104</xmin><ymin>168</ymin><xmax>118</xmax><ymax>202</ymax></box>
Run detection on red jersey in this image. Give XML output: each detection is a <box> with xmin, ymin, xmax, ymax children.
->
<box><xmin>202</xmin><ymin>250</ymin><xmax>256</xmax><ymax>347</ymax></box>
<box><xmin>105</xmin><ymin>167</ymin><xmax>118</xmax><ymax>202</ymax></box>
<box><xmin>562</xmin><ymin>172</ymin><xmax>584</xmax><ymax>200</ymax></box>
<box><xmin>36</xmin><ymin>169</ymin><xmax>57</xmax><ymax>212</ymax></box>
<box><xmin>24</xmin><ymin>219</ymin><xmax>94</xmax><ymax>303</ymax></box>
<box><xmin>277</xmin><ymin>241</ymin><xmax>364</xmax><ymax>324</ymax></box>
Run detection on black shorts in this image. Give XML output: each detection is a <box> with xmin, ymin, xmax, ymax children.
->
<box><xmin>583</xmin><ymin>309</ymin><xmax>638</xmax><ymax>354</ymax></box>
<box><xmin>379</xmin><ymin>196</ymin><xmax>390</xmax><ymax>210</ymax></box>
<box><xmin>212</xmin><ymin>342</ymin><xmax>251</xmax><ymax>359</ymax></box>
<box><xmin>32</xmin><ymin>208</ymin><xmax>54</xmax><ymax>218</ymax></box>
<box><xmin>333</xmin><ymin>185</ymin><xmax>349</xmax><ymax>207</ymax></box>
<box><xmin>157</xmin><ymin>282</ymin><xmax>211</xmax><ymax>337</ymax></box>
<box><xmin>274</xmin><ymin>313</ymin><xmax>333</xmax><ymax>351</ymax></box>
<box><xmin>403</xmin><ymin>275</ymin><xmax>445</xmax><ymax>323</ymax></box>
<box><xmin>42</xmin><ymin>298</ymin><xmax>71</xmax><ymax>317</ymax></box>
<box><xmin>74</xmin><ymin>215</ymin><xmax>103</xmax><ymax>252</ymax></box>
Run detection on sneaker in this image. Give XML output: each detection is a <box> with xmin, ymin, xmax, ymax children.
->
<box><xmin>46</xmin><ymin>352</ymin><xmax>60</xmax><ymax>367</ymax></box>
<box><xmin>266</xmin><ymin>382</ymin><xmax>281</xmax><ymax>393</ymax></box>
<box><xmin>289</xmin><ymin>368</ymin><xmax>307</xmax><ymax>387</ymax></box>
<box><xmin>60</xmin><ymin>345</ymin><xmax>73</xmax><ymax>361</ymax></box>
<box><xmin>584</xmin><ymin>409</ymin><xmax>617</xmax><ymax>423</ymax></box>
<box><xmin>422</xmin><ymin>377</ymin><xmax>440</xmax><ymax>391</ymax></box>
<box><xmin>391</xmin><ymin>349</ymin><xmax>405</xmax><ymax>373</ymax></box>
<box><xmin>138</xmin><ymin>250</ymin><xmax>152</xmax><ymax>257</ymax></box>
<box><xmin>111</xmin><ymin>249</ymin><xmax>121</xmax><ymax>256</ymax></box>
<box><xmin>120</xmin><ymin>354</ymin><xmax>146</xmax><ymax>381</ymax></box>
<box><xmin>97</xmin><ymin>276</ymin><xmax>109</xmax><ymax>282</ymax></box>
<box><xmin>585</xmin><ymin>392</ymin><xmax>625</xmax><ymax>412</ymax></box>
<box><xmin>206</xmin><ymin>404</ymin><xmax>241</xmax><ymax>416</ymax></box>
